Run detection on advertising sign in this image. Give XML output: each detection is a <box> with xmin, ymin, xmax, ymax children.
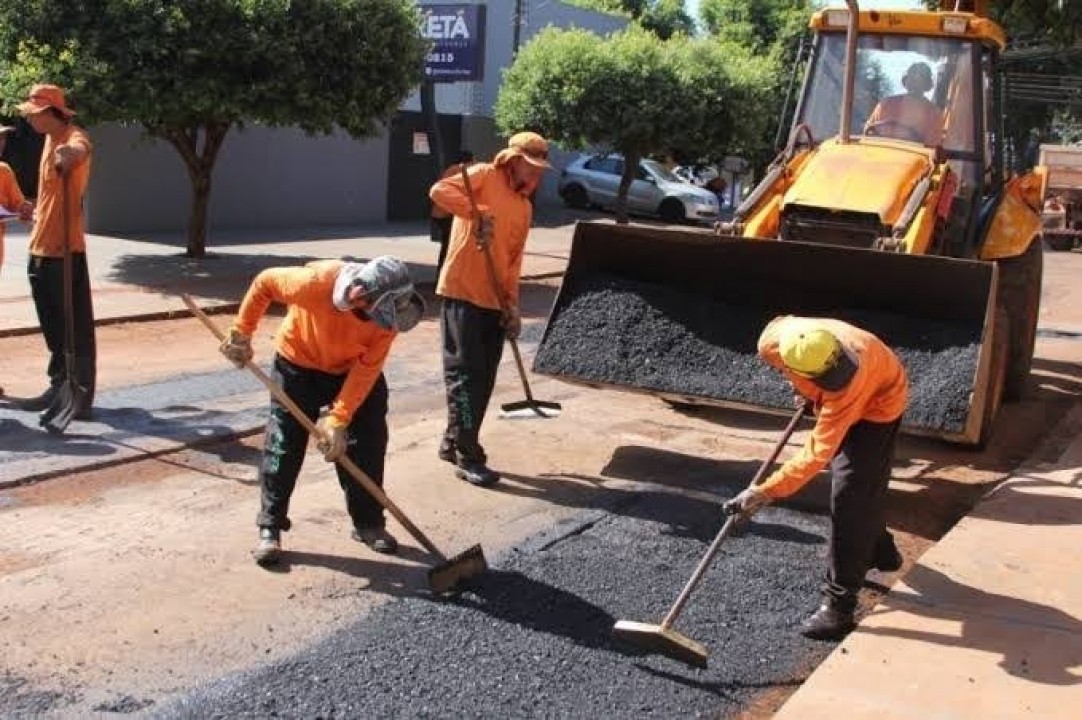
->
<box><xmin>420</xmin><ymin>4</ymin><xmax>487</xmax><ymax>83</ymax></box>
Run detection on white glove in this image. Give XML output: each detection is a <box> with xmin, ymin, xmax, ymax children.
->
<box><xmin>219</xmin><ymin>329</ymin><xmax>253</xmax><ymax>368</ymax></box>
<box><xmin>315</xmin><ymin>416</ymin><xmax>348</xmax><ymax>463</ymax></box>
<box><xmin>723</xmin><ymin>487</ymin><xmax>770</xmax><ymax>517</ymax></box>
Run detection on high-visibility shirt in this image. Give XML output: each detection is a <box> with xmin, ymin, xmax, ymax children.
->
<box><xmin>234</xmin><ymin>260</ymin><xmax>396</xmax><ymax>428</ymax></box>
<box><xmin>0</xmin><ymin>162</ymin><xmax>26</xmax><ymax>252</ymax></box>
<box><xmin>865</xmin><ymin>95</ymin><xmax>943</xmax><ymax>147</ymax></box>
<box><xmin>756</xmin><ymin>316</ymin><xmax>908</xmax><ymax>499</ymax></box>
<box><xmin>29</xmin><ymin>126</ymin><xmax>92</xmax><ymax>257</ymax></box>
<box><xmin>429</xmin><ymin>162</ymin><xmax>532</xmax><ymax>311</ymax></box>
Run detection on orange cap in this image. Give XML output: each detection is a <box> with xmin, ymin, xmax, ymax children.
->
<box><xmin>18</xmin><ymin>84</ymin><xmax>75</xmax><ymax>118</ymax></box>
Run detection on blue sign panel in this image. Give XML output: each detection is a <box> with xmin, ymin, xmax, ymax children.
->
<box><xmin>420</xmin><ymin>4</ymin><xmax>487</xmax><ymax>83</ymax></box>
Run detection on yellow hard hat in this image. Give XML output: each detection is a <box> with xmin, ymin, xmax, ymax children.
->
<box><xmin>779</xmin><ymin>325</ymin><xmax>842</xmax><ymax>377</ymax></box>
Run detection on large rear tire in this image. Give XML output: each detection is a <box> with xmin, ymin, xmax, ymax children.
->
<box><xmin>997</xmin><ymin>239</ymin><xmax>1042</xmax><ymax>402</ymax></box>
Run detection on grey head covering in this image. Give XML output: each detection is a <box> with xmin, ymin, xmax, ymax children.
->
<box><xmin>332</xmin><ymin>256</ymin><xmax>426</xmax><ymax>332</ymax></box>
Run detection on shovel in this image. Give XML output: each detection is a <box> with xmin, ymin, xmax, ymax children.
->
<box><xmin>182</xmin><ymin>295</ymin><xmax>488</xmax><ymax>594</ymax></box>
<box><xmin>612</xmin><ymin>402</ymin><xmax>807</xmax><ymax>668</ymax></box>
<box><xmin>40</xmin><ymin>166</ymin><xmax>88</xmax><ymax>434</ymax></box>
<box><xmin>459</xmin><ymin>166</ymin><xmax>561</xmax><ymax>419</ymax></box>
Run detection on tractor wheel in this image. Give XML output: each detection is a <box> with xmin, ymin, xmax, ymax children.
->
<box><xmin>997</xmin><ymin>239</ymin><xmax>1043</xmax><ymax>402</ymax></box>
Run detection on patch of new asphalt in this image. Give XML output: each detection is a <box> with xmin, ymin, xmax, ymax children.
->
<box><xmin>158</xmin><ymin>481</ymin><xmax>834</xmax><ymax>719</ymax></box>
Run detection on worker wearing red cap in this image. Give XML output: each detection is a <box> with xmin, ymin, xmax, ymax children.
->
<box><xmin>725</xmin><ymin>316</ymin><xmax>909</xmax><ymax>641</ymax></box>
<box><xmin>428</xmin><ymin>131</ymin><xmax>550</xmax><ymax>487</ymax></box>
<box><xmin>219</xmin><ymin>256</ymin><xmax>425</xmax><ymax>566</ymax></box>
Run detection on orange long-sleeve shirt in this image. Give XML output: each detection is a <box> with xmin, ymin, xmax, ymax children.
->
<box><xmin>30</xmin><ymin>126</ymin><xmax>92</xmax><ymax>257</ymax></box>
<box><xmin>234</xmin><ymin>260</ymin><xmax>396</xmax><ymax>428</ymax></box>
<box><xmin>756</xmin><ymin>316</ymin><xmax>908</xmax><ymax>499</ymax></box>
<box><xmin>429</xmin><ymin>162</ymin><xmax>532</xmax><ymax>311</ymax></box>
<box><xmin>0</xmin><ymin>162</ymin><xmax>27</xmax><ymax>265</ymax></box>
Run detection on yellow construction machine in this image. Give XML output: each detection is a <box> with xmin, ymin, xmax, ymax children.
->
<box><xmin>534</xmin><ymin>0</ymin><xmax>1046</xmax><ymax>446</ymax></box>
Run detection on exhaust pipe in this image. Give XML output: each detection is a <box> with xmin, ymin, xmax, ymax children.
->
<box><xmin>839</xmin><ymin>1</ymin><xmax>860</xmax><ymax>144</ymax></box>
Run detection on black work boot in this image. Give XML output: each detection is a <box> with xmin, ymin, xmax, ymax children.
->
<box><xmin>455</xmin><ymin>461</ymin><xmax>500</xmax><ymax>487</ymax></box>
<box><xmin>352</xmin><ymin>527</ymin><xmax>399</xmax><ymax>555</ymax></box>
<box><xmin>437</xmin><ymin>439</ymin><xmax>456</xmax><ymax>464</ymax></box>
<box><xmin>872</xmin><ymin>534</ymin><xmax>903</xmax><ymax>573</ymax></box>
<box><xmin>800</xmin><ymin>604</ymin><xmax>856</xmax><ymax>642</ymax></box>
<box><xmin>253</xmin><ymin>528</ymin><xmax>282</xmax><ymax>566</ymax></box>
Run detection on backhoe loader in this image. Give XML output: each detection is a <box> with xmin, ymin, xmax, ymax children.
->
<box><xmin>534</xmin><ymin>0</ymin><xmax>1046</xmax><ymax>446</ymax></box>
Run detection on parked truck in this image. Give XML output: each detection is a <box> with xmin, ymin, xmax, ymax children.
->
<box><xmin>1040</xmin><ymin>144</ymin><xmax>1082</xmax><ymax>252</ymax></box>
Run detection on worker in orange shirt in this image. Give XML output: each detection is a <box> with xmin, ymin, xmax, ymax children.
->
<box><xmin>0</xmin><ymin>125</ymin><xmax>34</xmax><ymax>399</ymax></box>
<box><xmin>430</xmin><ymin>150</ymin><xmax>475</xmax><ymax>277</ymax></box>
<box><xmin>219</xmin><ymin>256</ymin><xmax>425</xmax><ymax>566</ymax></box>
<box><xmin>724</xmin><ymin>316</ymin><xmax>909</xmax><ymax>641</ymax></box>
<box><xmin>864</xmin><ymin>61</ymin><xmax>943</xmax><ymax>147</ymax></box>
<box><xmin>428</xmin><ymin>132</ymin><xmax>550</xmax><ymax>487</ymax></box>
<box><xmin>16</xmin><ymin>85</ymin><xmax>96</xmax><ymax>421</ymax></box>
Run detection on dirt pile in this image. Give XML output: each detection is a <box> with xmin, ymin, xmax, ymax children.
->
<box><xmin>534</xmin><ymin>273</ymin><xmax>981</xmax><ymax>433</ymax></box>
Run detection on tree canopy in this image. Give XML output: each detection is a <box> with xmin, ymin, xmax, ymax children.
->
<box><xmin>564</xmin><ymin>0</ymin><xmax>694</xmax><ymax>40</ymax></box>
<box><xmin>495</xmin><ymin>25</ymin><xmax>774</xmax><ymax>222</ymax></box>
<box><xmin>0</xmin><ymin>0</ymin><xmax>426</xmax><ymax>257</ymax></box>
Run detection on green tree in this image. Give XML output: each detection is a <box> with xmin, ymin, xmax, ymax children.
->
<box><xmin>495</xmin><ymin>26</ymin><xmax>770</xmax><ymax>222</ymax></box>
<box><xmin>564</xmin><ymin>0</ymin><xmax>693</xmax><ymax>40</ymax></box>
<box><xmin>699</xmin><ymin>0</ymin><xmax>812</xmax><ymax>53</ymax></box>
<box><xmin>0</xmin><ymin>0</ymin><xmax>425</xmax><ymax>258</ymax></box>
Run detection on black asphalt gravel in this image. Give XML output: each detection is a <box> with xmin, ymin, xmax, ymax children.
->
<box><xmin>158</xmin><ymin>484</ymin><xmax>834</xmax><ymax>719</ymax></box>
<box><xmin>534</xmin><ymin>273</ymin><xmax>982</xmax><ymax>433</ymax></box>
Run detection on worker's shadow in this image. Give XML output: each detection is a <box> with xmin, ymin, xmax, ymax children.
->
<box><xmin>443</xmin><ymin>568</ymin><xmax>649</xmax><ymax>659</ymax></box>
<box><xmin>268</xmin><ymin>546</ymin><xmax>434</xmax><ymax>598</ymax></box>
<box><xmin>864</xmin><ymin>563</ymin><xmax>1082</xmax><ymax>686</ymax></box>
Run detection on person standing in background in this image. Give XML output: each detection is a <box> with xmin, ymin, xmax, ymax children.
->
<box><xmin>0</xmin><ymin>124</ymin><xmax>35</xmax><ymax>398</ymax></box>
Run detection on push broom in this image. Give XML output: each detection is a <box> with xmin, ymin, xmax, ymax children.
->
<box><xmin>460</xmin><ymin>166</ymin><xmax>561</xmax><ymax>420</ymax></box>
<box><xmin>182</xmin><ymin>294</ymin><xmax>487</xmax><ymax>594</ymax></box>
<box><xmin>612</xmin><ymin>402</ymin><xmax>807</xmax><ymax>667</ymax></box>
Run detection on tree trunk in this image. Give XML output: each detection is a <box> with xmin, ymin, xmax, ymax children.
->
<box><xmin>614</xmin><ymin>151</ymin><xmax>641</xmax><ymax>225</ymax></box>
<box><xmin>153</xmin><ymin>122</ymin><xmax>231</xmax><ymax>258</ymax></box>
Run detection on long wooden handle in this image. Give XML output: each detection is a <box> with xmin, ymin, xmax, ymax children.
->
<box><xmin>459</xmin><ymin>167</ymin><xmax>537</xmax><ymax>398</ymax></box>
<box><xmin>181</xmin><ymin>294</ymin><xmax>446</xmax><ymax>560</ymax></box>
<box><xmin>659</xmin><ymin>403</ymin><xmax>807</xmax><ymax>629</ymax></box>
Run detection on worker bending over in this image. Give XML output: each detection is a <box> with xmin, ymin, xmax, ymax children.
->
<box><xmin>725</xmin><ymin>316</ymin><xmax>908</xmax><ymax>641</ymax></box>
<box><xmin>220</xmin><ymin>256</ymin><xmax>425</xmax><ymax>566</ymax></box>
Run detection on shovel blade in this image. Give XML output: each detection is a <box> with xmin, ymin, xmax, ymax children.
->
<box><xmin>498</xmin><ymin>399</ymin><xmax>562</xmax><ymax>419</ymax></box>
<box><xmin>39</xmin><ymin>378</ymin><xmax>88</xmax><ymax>435</ymax></box>
<box><xmin>612</xmin><ymin>620</ymin><xmax>709</xmax><ymax>668</ymax></box>
<box><xmin>427</xmin><ymin>544</ymin><xmax>488</xmax><ymax>594</ymax></box>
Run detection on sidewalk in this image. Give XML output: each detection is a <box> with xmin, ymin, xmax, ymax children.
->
<box><xmin>775</xmin><ymin>403</ymin><xmax>1082</xmax><ymax>719</ymax></box>
<box><xmin>0</xmin><ymin>214</ymin><xmax>581</xmax><ymax>336</ymax></box>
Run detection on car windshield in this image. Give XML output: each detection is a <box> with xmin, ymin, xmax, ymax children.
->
<box><xmin>642</xmin><ymin>159</ymin><xmax>681</xmax><ymax>183</ymax></box>
<box><xmin>798</xmin><ymin>32</ymin><xmax>978</xmax><ymax>153</ymax></box>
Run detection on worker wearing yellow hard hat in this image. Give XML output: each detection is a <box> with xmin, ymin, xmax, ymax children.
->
<box><xmin>724</xmin><ymin>316</ymin><xmax>909</xmax><ymax>642</ymax></box>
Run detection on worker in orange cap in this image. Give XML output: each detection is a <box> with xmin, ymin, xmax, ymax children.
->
<box><xmin>428</xmin><ymin>131</ymin><xmax>550</xmax><ymax>487</ymax></box>
<box><xmin>725</xmin><ymin>316</ymin><xmax>909</xmax><ymax>641</ymax></box>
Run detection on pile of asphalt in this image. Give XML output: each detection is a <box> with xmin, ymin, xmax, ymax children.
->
<box><xmin>534</xmin><ymin>273</ymin><xmax>981</xmax><ymax>433</ymax></box>
<box><xmin>159</xmin><ymin>488</ymin><xmax>833</xmax><ymax>718</ymax></box>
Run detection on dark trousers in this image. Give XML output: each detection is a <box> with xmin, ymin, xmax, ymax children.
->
<box><xmin>825</xmin><ymin>418</ymin><xmax>900</xmax><ymax>612</ymax></box>
<box><xmin>430</xmin><ymin>217</ymin><xmax>453</xmax><ymax>277</ymax></box>
<box><xmin>441</xmin><ymin>298</ymin><xmax>505</xmax><ymax>464</ymax></box>
<box><xmin>257</xmin><ymin>354</ymin><xmax>389</xmax><ymax>532</ymax></box>
<box><xmin>27</xmin><ymin>254</ymin><xmax>97</xmax><ymax>404</ymax></box>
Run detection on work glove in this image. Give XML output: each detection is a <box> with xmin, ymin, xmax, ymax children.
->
<box><xmin>315</xmin><ymin>416</ymin><xmax>348</xmax><ymax>463</ymax></box>
<box><xmin>501</xmin><ymin>305</ymin><xmax>521</xmax><ymax>340</ymax></box>
<box><xmin>473</xmin><ymin>213</ymin><xmax>495</xmax><ymax>248</ymax></box>
<box><xmin>723</xmin><ymin>487</ymin><xmax>770</xmax><ymax>517</ymax></box>
<box><xmin>219</xmin><ymin>329</ymin><xmax>253</xmax><ymax>368</ymax></box>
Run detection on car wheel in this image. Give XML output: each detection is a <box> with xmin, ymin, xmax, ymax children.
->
<box><xmin>659</xmin><ymin>198</ymin><xmax>685</xmax><ymax>224</ymax></box>
<box><xmin>561</xmin><ymin>184</ymin><xmax>589</xmax><ymax>209</ymax></box>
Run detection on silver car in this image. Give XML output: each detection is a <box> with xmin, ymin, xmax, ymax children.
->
<box><xmin>558</xmin><ymin>154</ymin><xmax>719</xmax><ymax>224</ymax></box>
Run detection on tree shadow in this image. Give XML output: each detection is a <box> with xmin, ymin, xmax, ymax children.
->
<box><xmin>865</xmin><ymin>564</ymin><xmax>1082</xmax><ymax>686</ymax></box>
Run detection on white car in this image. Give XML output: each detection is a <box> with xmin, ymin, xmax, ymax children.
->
<box><xmin>558</xmin><ymin>154</ymin><xmax>719</xmax><ymax>224</ymax></box>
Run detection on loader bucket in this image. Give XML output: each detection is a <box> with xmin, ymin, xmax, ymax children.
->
<box><xmin>534</xmin><ymin>223</ymin><xmax>1002</xmax><ymax>445</ymax></box>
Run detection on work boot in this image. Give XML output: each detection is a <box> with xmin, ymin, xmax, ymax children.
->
<box><xmin>252</xmin><ymin>528</ymin><xmax>282</xmax><ymax>566</ymax></box>
<box><xmin>455</xmin><ymin>461</ymin><xmax>500</xmax><ymax>488</ymax></box>
<box><xmin>18</xmin><ymin>385</ymin><xmax>59</xmax><ymax>412</ymax></box>
<box><xmin>872</xmin><ymin>536</ymin><xmax>903</xmax><ymax>573</ymax></box>
<box><xmin>352</xmin><ymin>527</ymin><xmax>399</xmax><ymax>555</ymax></box>
<box><xmin>799</xmin><ymin>604</ymin><xmax>855</xmax><ymax>642</ymax></box>
<box><xmin>437</xmin><ymin>440</ymin><xmax>456</xmax><ymax>464</ymax></box>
